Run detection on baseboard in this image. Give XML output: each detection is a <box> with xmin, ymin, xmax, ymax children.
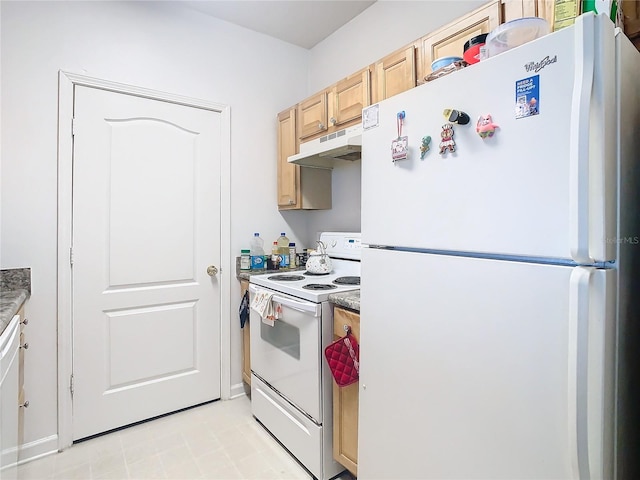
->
<box><xmin>18</xmin><ymin>434</ymin><xmax>58</xmax><ymax>464</ymax></box>
<box><xmin>230</xmin><ymin>382</ymin><xmax>247</xmax><ymax>399</ymax></box>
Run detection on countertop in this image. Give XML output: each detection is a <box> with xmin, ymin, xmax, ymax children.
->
<box><xmin>0</xmin><ymin>268</ymin><xmax>31</xmax><ymax>336</ymax></box>
<box><xmin>328</xmin><ymin>290</ymin><xmax>360</xmax><ymax>313</ymax></box>
<box><xmin>0</xmin><ymin>289</ymin><xmax>28</xmax><ymax>334</ymax></box>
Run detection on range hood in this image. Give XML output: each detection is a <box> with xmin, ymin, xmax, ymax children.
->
<box><xmin>288</xmin><ymin>124</ymin><xmax>362</xmax><ymax>169</ymax></box>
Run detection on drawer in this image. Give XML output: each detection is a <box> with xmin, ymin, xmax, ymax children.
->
<box><xmin>251</xmin><ymin>373</ymin><xmax>323</xmax><ymax>479</ymax></box>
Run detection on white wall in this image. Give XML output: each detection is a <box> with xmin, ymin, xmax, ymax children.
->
<box><xmin>305</xmin><ymin>0</ymin><xmax>487</xmax><ymax>239</ymax></box>
<box><xmin>0</xmin><ymin>0</ymin><xmax>309</xmax><ymax>455</ymax></box>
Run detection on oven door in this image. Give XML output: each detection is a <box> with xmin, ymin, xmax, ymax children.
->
<box><xmin>249</xmin><ymin>284</ymin><xmax>323</xmax><ymax>423</ymax></box>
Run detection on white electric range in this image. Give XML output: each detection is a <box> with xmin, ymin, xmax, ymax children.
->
<box><xmin>249</xmin><ymin>232</ymin><xmax>361</xmax><ymax>480</ymax></box>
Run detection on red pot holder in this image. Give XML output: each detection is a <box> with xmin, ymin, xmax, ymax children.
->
<box><xmin>324</xmin><ymin>327</ymin><xmax>360</xmax><ymax>387</ymax></box>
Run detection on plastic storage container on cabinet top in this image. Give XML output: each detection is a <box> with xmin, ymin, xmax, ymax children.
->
<box><xmin>431</xmin><ymin>56</ymin><xmax>463</xmax><ymax>72</ymax></box>
<box><xmin>485</xmin><ymin>17</ymin><xmax>549</xmax><ymax>58</ymax></box>
<box><xmin>463</xmin><ymin>33</ymin><xmax>488</xmax><ymax>64</ymax></box>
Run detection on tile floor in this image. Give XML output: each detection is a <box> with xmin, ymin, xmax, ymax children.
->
<box><xmin>17</xmin><ymin>395</ymin><xmax>352</xmax><ymax>480</ymax></box>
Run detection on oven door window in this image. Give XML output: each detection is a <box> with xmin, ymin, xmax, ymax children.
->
<box><xmin>260</xmin><ymin>319</ymin><xmax>300</xmax><ymax>360</ymax></box>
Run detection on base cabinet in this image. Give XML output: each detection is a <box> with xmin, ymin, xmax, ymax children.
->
<box><xmin>0</xmin><ymin>306</ymin><xmax>25</xmax><ymax>480</ymax></box>
<box><xmin>332</xmin><ymin>307</ymin><xmax>360</xmax><ymax>476</ymax></box>
<box><xmin>241</xmin><ymin>280</ymin><xmax>251</xmax><ymax>386</ymax></box>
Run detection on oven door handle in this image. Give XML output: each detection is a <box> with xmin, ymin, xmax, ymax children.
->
<box><xmin>250</xmin><ymin>285</ymin><xmax>321</xmax><ymax>316</ymax></box>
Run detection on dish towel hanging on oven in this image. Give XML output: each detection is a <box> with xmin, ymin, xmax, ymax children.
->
<box><xmin>250</xmin><ymin>288</ymin><xmax>282</xmax><ymax>326</ymax></box>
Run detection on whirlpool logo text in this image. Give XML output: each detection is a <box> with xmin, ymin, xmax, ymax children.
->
<box><xmin>525</xmin><ymin>55</ymin><xmax>558</xmax><ymax>73</ymax></box>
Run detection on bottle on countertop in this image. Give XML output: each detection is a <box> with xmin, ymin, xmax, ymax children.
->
<box><xmin>289</xmin><ymin>242</ymin><xmax>297</xmax><ymax>268</ymax></box>
<box><xmin>240</xmin><ymin>249</ymin><xmax>251</xmax><ymax>270</ymax></box>
<box><xmin>277</xmin><ymin>233</ymin><xmax>290</xmax><ymax>268</ymax></box>
<box><xmin>250</xmin><ymin>233</ymin><xmax>265</xmax><ymax>270</ymax></box>
<box><xmin>271</xmin><ymin>241</ymin><xmax>281</xmax><ymax>270</ymax></box>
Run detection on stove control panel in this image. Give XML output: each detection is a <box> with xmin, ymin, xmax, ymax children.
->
<box><xmin>319</xmin><ymin>232</ymin><xmax>362</xmax><ymax>260</ymax></box>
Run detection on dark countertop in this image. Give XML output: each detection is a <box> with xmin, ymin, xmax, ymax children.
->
<box><xmin>329</xmin><ymin>290</ymin><xmax>360</xmax><ymax>313</ymax></box>
<box><xmin>236</xmin><ymin>257</ymin><xmax>306</xmax><ymax>281</ymax></box>
<box><xmin>0</xmin><ymin>268</ymin><xmax>31</xmax><ymax>336</ymax></box>
<box><xmin>0</xmin><ymin>289</ymin><xmax>28</xmax><ymax>335</ymax></box>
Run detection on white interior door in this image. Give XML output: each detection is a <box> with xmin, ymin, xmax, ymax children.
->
<box><xmin>358</xmin><ymin>248</ymin><xmax>616</xmax><ymax>479</ymax></box>
<box><xmin>71</xmin><ymin>85</ymin><xmax>221</xmax><ymax>440</ymax></box>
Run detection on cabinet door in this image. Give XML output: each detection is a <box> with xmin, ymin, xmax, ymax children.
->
<box><xmin>332</xmin><ymin>68</ymin><xmax>371</xmax><ymax>128</ymax></box>
<box><xmin>373</xmin><ymin>45</ymin><xmax>416</xmax><ymax>103</ymax></box>
<box><xmin>297</xmin><ymin>91</ymin><xmax>328</xmax><ymax>141</ymax></box>
<box><xmin>277</xmin><ymin>107</ymin><xmax>300</xmax><ymax>209</ymax></box>
<box><xmin>501</xmin><ymin>0</ymin><xmax>536</xmax><ymax>22</ymax></box>
<box><xmin>417</xmin><ymin>0</ymin><xmax>501</xmax><ymax>81</ymax></box>
<box><xmin>502</xmin><ymin>1</ymin><xmax>553</xmax><ymax>30</ymax></box>
<box><xmin>241</xmin><ymin>280</ymin><xmax>251</xmax><ymax>386</ymax></box>
<box><xmin>624</xmin><ymin>0</ymin><xmax>640</xmax><ymax>50</ymax></box>
<box><xmin>332</xmin><ymin>307</ymin><xmax>360</xmax><ymax>477</ymax></box>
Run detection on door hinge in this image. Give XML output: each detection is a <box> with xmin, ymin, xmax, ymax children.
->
<box><xmin>69</xmin><ymin>247</ymin><xmax>74</xmax><ymax>267</ymax></box>
<box><xmin>71</xmin><ymin>118</ymin><xmax>76</xmax><ymax>136</ymax></box>
<box><xmin>70</xmin><ymin>373</ymin><xmax>74</xmax><ymax>397</ymax></box>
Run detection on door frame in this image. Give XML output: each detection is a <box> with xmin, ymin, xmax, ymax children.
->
<box><xmin>56</xmin><ymin>70</ymin><xmax>232</xmax><ymax>450</ymax></box>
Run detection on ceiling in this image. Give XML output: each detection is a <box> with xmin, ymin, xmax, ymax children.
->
<box><xmin>181</xmin><ymin>0</ymin><xmax>376</xmax><ymax>49</ymax></box>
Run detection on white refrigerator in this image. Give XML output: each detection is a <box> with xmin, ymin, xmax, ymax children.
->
<box><xmin>358</xmin><ymin>13</ymin><xmax>640</xmax><ymax>480</ymax></box>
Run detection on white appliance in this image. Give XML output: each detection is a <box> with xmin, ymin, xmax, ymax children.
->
<box><xmin>358</xmin><ymin>13</ymin><xmax>640</xmax><ymax>480</ymax></box>
<box><xmin>249</xmin><ymin>232</ymin><xmax>361</xmax><ymax>480</ymax></box>
<box><xmin>288</xmin><ymin>124</ymin><xmax>363</xmax><ymax>168</ymax></box>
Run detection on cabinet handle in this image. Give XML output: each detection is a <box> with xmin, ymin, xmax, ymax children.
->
<box><xmin>289</xmin><ymin>199</ymin><xmax>294</xmax><ymax>205</ymax></box>
<box><xmin>20</xmin><ymin>400</ymin><xmax>29</xmax><ymax>408</ymax></box>
<box><xmin>318</xmin><ymin>122</ymin><xmax>325</xmax><ymax>130</ymax></box>
<box><xmin>330</xmin><ymin>117</ymin><xmax>337</xmax><ymax>125</ymax></box>
<box><xmin>20</xmin><ymin>342</ymin><xmax>29</xmax><ymax>350</ymax></box>
<box><xmin>21</xmin><ymin>318</ymin><xmax>28</xmax><ymax>325</ymax></box>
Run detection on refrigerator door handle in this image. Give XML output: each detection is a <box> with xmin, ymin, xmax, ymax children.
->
<box><xmin>568</xmin><ymin>267</ymin><xmax>593</xmax><ymax>480</ymax></box>
<box><xmin>569</xmin><ymin>14</ymin><xmax>595</xmax><ymax>265</ymax></box>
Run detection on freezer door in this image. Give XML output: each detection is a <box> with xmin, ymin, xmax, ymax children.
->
<box><xmin>361</xmin><ymin>14</ymin><xmax>616</xmax><ymax>263</ymax></box>
<box><xmin>357</xmin><ymin>248</ymin><xmax>616</xmax><ymax>479</ymax></box>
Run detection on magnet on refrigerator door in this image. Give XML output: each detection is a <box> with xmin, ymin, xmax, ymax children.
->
<box><xmin>438</xmin><ymin>123</ymin><xmax>456</xmax><ymax>155</ymax></box>
<box><xmin>476</xmin><ymin>114</ymin><xmax>500</xmax><ymax>138</ymax></box>
<box><xmin>391</xmin><ymin>111</ymin><xmax>408</xmax><ymax>162</ymax></box>
<box><xmin>515</xmin><ymin>75</ymin><xmax>540</xmax><ymax>119</ymax></box>
<box><xmin>443</xmin><ymin>108</ymin><xmax>470</xmax><ymax>125</ymax></box>
<box><xmin>420</xmin><ymin>136</ymin><xmax>432</xmax><ymax>159</ymax></box>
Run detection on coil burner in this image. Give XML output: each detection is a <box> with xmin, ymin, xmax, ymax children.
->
<box><xmin>267</xmin><ymin>275</ymin><xmax>305</xmax><ymax>281</ymax></box>
<box><xmin>302</xmin><ymin>284</ymin><xmax>338</xmax><ymax>291</ymax></box>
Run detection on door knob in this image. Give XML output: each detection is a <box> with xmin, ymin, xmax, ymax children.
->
<box><xmin>207</xmin><ymin>265</ymin><xmax>218</xmax><ymax>276</ymax></box>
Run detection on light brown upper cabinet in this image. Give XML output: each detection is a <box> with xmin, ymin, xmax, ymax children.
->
<box><xmin>277</xmin><ymin>107</ymin><xmax>332</xmax><ymax>211</ymax></box>
<box><xmin>297</xmin><ymin>90</ymin><xmax>329</xmax><ymax>142</ymax></box>
<box><xmin>331</xmin><ymin>67</ymin><xmax>371</xmax><ymax>129</ymax></box>
<box><xmin>501</xmin><ymin>0</ymin><xmax>554</xmax><ymax>29</ymax></box>
<box><xmin>372</xmin><ymin>45</ymin><xmax>417</xmax><ymax>103</ymax></box>
<box><xmin>416</xmin><ymin>1</ymin><xmax>501</xmax><ymax>83</ymax></box>
<box><xmin>277</xmin><ymin>107</ymin><xmax>299</xmax><ymax>209</ymax></box>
